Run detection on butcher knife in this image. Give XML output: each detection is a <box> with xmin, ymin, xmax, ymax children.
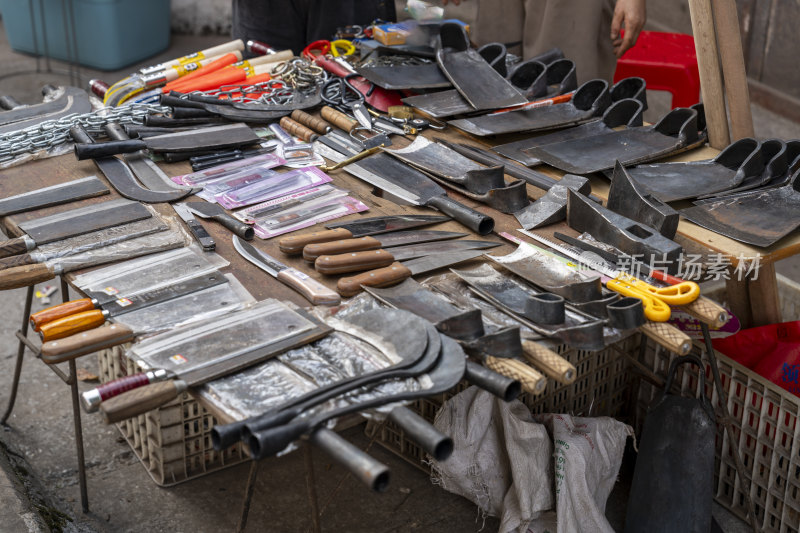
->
<box><xmin>315</xmin><ymin>240</ymin><xmax>500</xmax><ymax>274</ymax></box>
<box><xmin>278</xmin><ymin>214</ymin><xmax>448</xmax><ymax>254</ymax></box>
<box><xmin>0</xmin><ymin>198</ymin><xmax>152</xmax><ymax>259</ymax></box>
<box><xmin>337</xmin><ymin>249</ymin><xmax>486</xmax><ymax>297</ymax></box>
<box><xmin>74</xmin><ymin>123</ymin><xmax>260</xmax><ymax>159</ymax></box>
<box><xmin>314</xmin><ymin>143</ymin><xmax>494</xmax><ymax>235</ymax></box>
<box><xmin>232</xmin><ymin>235</ymin><xmax>341</xmax><ymax>306</ymax></box>
<box><xmin>0</xmin><ymin>176</ymin><xmax>109</xmax><ymax>217</ymax></box>
<box><xmin>183</xmin><ymin>201</ymin><xmax>255</xmax><ymax>240</ymax></box>
<box><xmin>0</xmin><ymin>217</ymin><xmax>167</xmax><ymax>270</ymax></box>
<box><xmin>300</xmin><ymin>230</ymin><xmax>467</xmax><ymax>261</ymax></box>
<box><xmin>69</xmin><ymin>126</ymin><xmax>197</xmax><ymax>204</ymax></box>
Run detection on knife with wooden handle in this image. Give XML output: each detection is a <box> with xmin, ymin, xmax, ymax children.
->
<box><xmin>30</xmin><ymin>298</ymin><xmax>98</xmax><ymax>331</ymax></box>
<box><xmin>521</xmin><ymin>340</ymin><xmax>576</xmax><ymax>384</ymax></box>
<box><xmin>100</xmin><ymin>380</ymin><xmax>188</xmax><ymax>424</ymax></box>
<box><xmin>38</xmin><ymin>309</ymin><xmax>109</xmax><ymax>342</ymax></box>
<box><xmin>316</xmin><ymin>250</ymin><xmax>396</xmax><ymax>275</ymax></box>
<box><xmin>41</xmin><ymin>323</ymin><xmax>135</xmax><ymax>364</ymax></box>
<box><xmin>302</xmin><ymin>230</ymin><xmax>465</xmax><ymax>261</ymax></box>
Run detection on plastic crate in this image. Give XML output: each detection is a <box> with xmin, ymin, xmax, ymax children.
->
<box><xmin>366</xmin><ymin>334</ymin><xmax>641</xmax><ymax>473</ymax></box>
<box><xmin>97</xmin><ymin>346</ymin><xmax>249</xmax><ymax>487</ymax></box>
<box><xmin>0</xmin><ymin>0</ymin><xmax>171</xmax><ymax>70</ymax></box>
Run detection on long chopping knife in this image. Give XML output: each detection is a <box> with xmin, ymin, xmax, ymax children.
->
<box><xmin>74</xmin><ymin>123</ymin><xmax>260</xmax><ymax>159</ymax></box>
<box><xmin>337</xmin><ymin>249</ymin><xmax>485</xmax><ymax>297</ymax></box>
<box><xmin>315</xmin><ymin>240</ymin><xmax>500</xmax><ymax>274</ymax></box>
<box><xmin>69</xmin><ymin>126</ymin><xmax>195</xmax><ymax>203</ymax></box>
<box><xmin>278</xmin><ymin>214</ymin><xmax>449</xmax><ymax>254</ymax></box>
<box><xmin>0</xmin><ymin>198</ymin><xmax>152</xmax><ymax>259</ymax></box>
<box><xmin>232</xmin><ymin>235</ymin><xmax>341</xmax><ymax>306</ymax></box>
<box><xmin>0</xmin><ymin>176</ymin><xmax>109</xmax><ymax>217</ymax></box>
<box><xmin>314</xmin><ymin>142</ymin><xmax>494</xmax><ymax>235</ymax></box>
<box><xmin>300</xmin><ymin>229</ymin><xmax>467</xmax><ymax>261</ymax></box>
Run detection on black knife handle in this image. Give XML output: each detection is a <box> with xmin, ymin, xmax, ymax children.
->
<box><xmin>145</xmin><ymin>115</ymin><xmax>225</xmax><ymax>127</ymax></box>
<box><xmin>160</xmin><ymin>93</ymin><xmax>207</xmax><ymax>109</ymax></box>
<box><xmin>172</xmin><ymin>107</ymin><xmax>216</xmax><ymax>119</ymax></box>
<box><xmin>74</xmin><ymin>139</ymin><xmax>147</xmax><ymax>160</ymax></box>
<box><xmin>185</xmin><ymin>219</ymin><xmax>216</xmax><ymax>250</ymax></box>
<box><xmin>215</xmin><ymin>214</ymin><xmax>254</xmax><ymax>240</ymax></box>
<box><xmin>68</xmin><ymin>125</ymin><xmax>93</xmax><ymax>144</ymax></box>
<box><xmin>103</xmin><ymin>122</ymin><xmax>129</xmax><ymax>141</ymax></box>
<box><xmin>426</xmin><ymin>195</ymin><xmax>495</xmax><ymax>235</ymax></box>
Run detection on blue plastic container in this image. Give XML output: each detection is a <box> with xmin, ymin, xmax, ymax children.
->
<box><xmin>0</xmin><ymin>0</ymin><xmax>171</xmax><ymax>70</ymax></box>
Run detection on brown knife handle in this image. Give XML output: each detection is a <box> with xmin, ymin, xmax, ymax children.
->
<box><xmin>303</xmin><ymin>236</ymin><xmax>382</xmax><ymax>261</ymax></box>
<box><xmin>521</xmin><ymin>340</ymin><xmax>576</xmax><ymax>385</ymax></box>
<box><xmin>0</xmin><ymin>253</ymin><xmax>36</xmax><ymax>270</ymax></box>
<box><xmin>337</xmin><ymin>262</ymin><xmax>412</xmax><ymax>297</ymax></box>
<box><xmin>276</xmin><ymin>267</ymin><xmax>341</xmax><ymax>306</ymax></box>
<box><xmin>0</xmin><ymin>236</ymin><xmax>34</xmax><ymax>259</ymax></box>
<box><xmin>291</xmin><ymin>109</ymin><xmax>331</xmax><ymax>134</ymax></box>
<box><xmin>0</xmin><ymin>263</ymin><xmax>57</xmax><ymax>291</ymax></box>
<box><xmin>279</xmin><ymin>116</ymin><xmax>319</xmax><ymax>142</ymax></box>
<box><xmin>278</xmin><ymin>228</ymin><xmax>354</xmax><ymax>255</ymax></box>
<box><xmin>321</xmin><ymin>106</ymin><xmax>357</xmax><ymax>133</ymax></box>
<box><xmin>315</xmin><ymin>249</ymin><xmax>395</xmax><ymax>275</ymax></box>
<box><xmin>39</xmin><ymin>310</ymin><xmax>106</xmax><ymax>342</ymax></box>
<box><xmin>639</xmin><ymin>321</ymin><xmax>692</xmax><ymax>356</ymax></box>
<box><xmin>41</xmin><ymin>323</ymin><xmax>134</xmax><ymax>364</ymax></box>
<box><xmin>100</xmin><ymin>380</ymin><xmax>187</xmax><ymax>424</ymax></box>
<box><xmin>484</xmin><ymin>356</ymin><xmax>547</xmax><ymax>396</ymax></box>
<box><xmin>30</xmin><ymin>298</ymin><xmax>98</xmax><ymax>331</ymax></box>
<box><xmin>679</xmin><ymin>296</ymin><xmax>729</xmax><ymax>329</ymax></box>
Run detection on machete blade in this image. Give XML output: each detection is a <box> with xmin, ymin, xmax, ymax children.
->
<box><xmin>324</xmin><ymin>214</ymin><xmax>449</xmax><ymax>237</ymax></box>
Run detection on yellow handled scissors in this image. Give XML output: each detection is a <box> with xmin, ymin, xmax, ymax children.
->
<box><xmin>330</xmin><ymin>39</ymin><xmax>356</xmax><ymax>57</ymax></box>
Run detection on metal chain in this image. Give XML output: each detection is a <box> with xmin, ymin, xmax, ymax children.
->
<box><xmin>0</xmin><ymin>103</ymin><xmax>168</xmax><ymax>163</ymax></box>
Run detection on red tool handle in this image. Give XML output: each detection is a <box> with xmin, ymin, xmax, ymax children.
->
<box><xmin>648</xmin><ymin>269</ymin><xmax>685</xmax><ymax>286</ymax></box>
<box><xmin>96</xmin><ymin>373</ymin><xmax>151</xmax><ymax>402</ymax></box>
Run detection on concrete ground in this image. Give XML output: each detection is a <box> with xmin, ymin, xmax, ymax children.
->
<box><xmin>0</xmin><ymin>17</ymin><xmax>786</xmax><ymax>533</ymax></box>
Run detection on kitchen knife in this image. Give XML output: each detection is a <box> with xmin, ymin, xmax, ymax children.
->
<box><xmin>74</xmin><ymin>123</ymin><xmax>260</xmax><ymax>159</ymax></box>
<box><xmin>337</xmin><ymin>249</ymin><xmax>485</xmax><ymax>296</ymax></box>
<box><xmin>278</xmin><ymin>214</ymin><xmax>449</xmax><ymax>254</ymax></box>
<box><xmin>301</xmin><ymin>230</ymin><xmax>467</xmax><ymax>261</ymax></box>
<box><xmin>0</xmin><ymin>217</ymin><xmax>167</xmax><ymax>270</ymax></box>
<box><xmin>172</xmin><ymin>203</ymin><xmax>216</xmax><ymax>250</ymax></box>
<box><xmin>183</xmin><ymin>201</ymin><xmax>255</xmax><ymax>240</ymax></box>
<box><xmin>315</xmin><ymin>240</ymin><xmax>500</xmax><ymax>274</ymax></box>
<box><xmin>232</xmin><ymin>235</ymin><xmax>341</xmax><ymax>306</ymax></box>
<box><xmin>314</xmin><ymin>142</ymin><xmax>494</xmax><ymax>235</ymax></box>
<box><xmin>0</xmin><ymin>199</ymin><xmax>152</xmax><ymax>259</ymax></box>
<box><xmin>0</xmin><ymin>176</ymin><xmax>109</xmax><ymax>217</ymax></box>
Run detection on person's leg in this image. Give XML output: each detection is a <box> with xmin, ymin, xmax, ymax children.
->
<box><xmin>522</xmin><ymin>0</ymin><xmax>616</xmax><ymax>83</ymax></box>
<box><xmin>231</xmin><ymin>0</ymin><xmax>306</xmax><ymax>54</ymax></box>
<box><xmin>471</xmin><ymin>0</ymin><xmax>524</xmax><ymax>54</ymax></box>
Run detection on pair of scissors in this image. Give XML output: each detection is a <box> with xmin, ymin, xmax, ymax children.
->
<box><xmin>302</xmin><ymin>39</ymin><xmax>355</xmax><ymax>61</ymax></box>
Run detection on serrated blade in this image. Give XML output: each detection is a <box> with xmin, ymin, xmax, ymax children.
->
<box><xmin>232</xmin><ymin>235</ymin><xmax>287</xmax><ymax>277</ymax></box>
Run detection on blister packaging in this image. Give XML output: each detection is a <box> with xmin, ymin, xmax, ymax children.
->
<box><xmin>216</xmin><ymin>166</ymin><xmax>332</xmax><ymax>209</ymax></box>
<box><xmin>195</xmin><ymin>167</ymin><xmax>279</xmax><ymax>202</ymax></box>
<box><xmin>171</xmin><ymin>153</ymin><xmax>286</xmax><ymax>187</ymax></box>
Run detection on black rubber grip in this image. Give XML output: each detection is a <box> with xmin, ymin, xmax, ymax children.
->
<box><xmin>215</xmin><ymin>214</ymin><xmax>255</xmax><ymax>240</ymax></box>
<box><xmin>103</xmin><ymin>122</ymin><xmax>129</xmax><ymax>141</ymax></box>
<box><xmin>74</xmin><ymin>139</ymin><xmax>147</xmax><ymax>160</ymax></box>
<box><xmin>171</xmin><ymin>107</ymin><xmax>216</xmax><ymax>119</ymax></box>
<box><xmin>464</xmin><ymin>360</ymin><xmax>521</xmax><ymax>402</ymax></box>
<box><xmin>426</xmin><ymin>195</ymin><xmax>495</xmax><ymax>235</ymax></box>
<box><xmin>211</xmin><ymin>420</ymin><xmax>246</xmax><ymax>450</ymax></box>
<box><xmin>145</xmin><ymin>115</ymin><xmax>226</xmax><ymax>127</ymax></box>
<box><xmin>160</xmin><ymin>93</ymin><xmax>207</xmax><ymax>109</ymax></box>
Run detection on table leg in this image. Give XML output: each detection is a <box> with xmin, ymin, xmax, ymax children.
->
<box><xmin>304</xmin><ymin>443</ymin><xmax>321</xmax><ymax>533</ymax></box>
<box><xmin>237</xmin><ymin>461</ymin><xmax>260</xmax><ymax>533</ymax></box>
<box><xmin>724</xmin><ymin>277</ymin><xmax>752</xmax><ymax>329</ymax></box>
<box><xmin>747</xmin><ymin>263</ymin><xmax>782</xmax><ymax>327</ymax></box>
<box><xmin>0</xmin><ymin>285</ymin><xmax>34</xmax><ymax>425</ymax></box>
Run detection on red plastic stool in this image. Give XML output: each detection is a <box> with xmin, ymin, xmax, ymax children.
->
<box><xmin>613</xmin><ymin>31</ymin><xmax>701</xmax><ymax>109</ymax></box>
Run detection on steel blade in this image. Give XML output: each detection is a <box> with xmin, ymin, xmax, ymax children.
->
<box><xmin>406</xmin><ymin>249</ymin><xmax>486</xmax><ymax>275</ymax></box>
<box><xmin>18</xmin><ymin>198</ymin><xmax>152</xmax><ymax>245</ymax></box>
<box><xmin>0</xmin><ymin>176</ymin><xmax>109</xmax><ymax>217</ymax></box>
<box><xmin>103</xmin><ymin>271</ymin><xmax>229</xmax><ymax>317</ymax></box>
<box><xmin>324</xmin><ymin>214</ymin><xmax>449</xmax><ymax>237</ymax></box>
<box><xmin>93</xmin><ymin>156</ymin><xmax>194</xmax><ymax>203</ymax></box>
<box><xmin>143</xmin><ymin>123</ymin><xmax>258</xmax><ymax>152</ymax></box>
<box><xmin>389</xmin><ymin>240</ymin><xmax>500</xmax><ymax>261</ymax></box>
<box><xmin>232</xmin><ymin>235</ymin><xmax>287</xmax><ymax>277</ymax></box>
<box><xmin>374</xmin><ymin>230</ymin><xmax>467</xmax><ymax>248</ymax></box>
<box><xmin>123</xmin><ymin>153</ymin><xmax>193</xmax><ymax>193</ymax></box>
<box><xmin>518</xmin><ymin>229</ymin><xmax>618</xmax><ymax>278</ymax></box>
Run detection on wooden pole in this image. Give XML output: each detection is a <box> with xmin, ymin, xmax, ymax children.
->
<box><xmin>711</xmin><ymin>0</ymin><xmax>755</xmax><ymax>140</ymax></box>
<box><xmin>688</xmin><ymin>0</ymin><xmax>731</xmax><ymax>149</ymax></box>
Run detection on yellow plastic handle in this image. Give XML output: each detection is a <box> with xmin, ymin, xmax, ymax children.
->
<box><xmin>330</xmin><ymin>40</ymin><xmax>355</xmax><ymax>56</ymax></box>
<box><xmin>619</xmin><ymin>274</ymin><xmax>700</xmax><ymax>305</ymax></box>
<box><xmin>606</xmin><ymin>278</ymin><xmax>672</xmax><ymax>322</ymax></box>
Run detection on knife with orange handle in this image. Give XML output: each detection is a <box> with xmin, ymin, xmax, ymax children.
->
<box><xmin>38</xmin><ymin>309</ymin><xmax>109</xmax><ymax>342</ymax></box>
<box><xmin>30</xmin><ymin>297</ymin><xmax>99</xmax><ymax>331</ymax></box>
<box><xmin>161</xmin><ymin>52</ymin><xmax>242</xmax><ymax>92</ymax></box>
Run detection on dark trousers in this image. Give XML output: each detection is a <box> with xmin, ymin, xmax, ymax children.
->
<box><xmin>232</xmin><ymin>0</ymin><xmax>396</xmax><ymax>55</ymax></box>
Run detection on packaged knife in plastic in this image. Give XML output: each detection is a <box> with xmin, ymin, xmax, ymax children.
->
<box><xmin>173</xmin><ymin>152</ymin><xmax>286</xmax><ymax>186</ymax></box>
<box><xmin>216</xmin><ymin>167</ymin><xmax>332</xmax><ymax>209</ymax></box>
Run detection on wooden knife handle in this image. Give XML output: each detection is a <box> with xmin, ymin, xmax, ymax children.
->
<box><xmin>291</xmin><ymin>109</ymin><xmax>331</xmax><ymax>134</ymax></box>
<box><xmin>0</xmin><ymin>236</ymin><xmax>33</xmax><ymax>259</ymax></box>
<box><xmin>279</xmin><ymin>117</ymin><xmax>318</xmax><ymax>142</ymax></box>
<box><xmin>521</xmin><ymin>340</ymin><xmax>576</xmax><ymax>384</ymax></box>
<box><xmin>679</xmin><ymin>296</ymin><xmax>729</xmax><ymax>329</ymax></box>
<box><xmin>30</xmin><ymin>298</ymin><xmax>97</xmax><ymax>331</ymax></box>
<box><xmin>484</xmin><ymin>356</ymin><xmax>547</xmax><ymax>396</ymax></box>
<box><xmin>278</xmin><ymin>228</ymin><xmax>354</xmax><ymax>255</ymax></box>
<box><xmin>39</xmin><ymin>310</ymin><xmax>106</xmax><ymax>342</ymax></box>
<box><xmin>315</xmin><ymin>249</ymin><xmax>395</xmax><ymax>275</ymax></box>
<box><xmin>639</xmin><ymin>321</ymin><xmax>692</xmax><ymax>356</ymax></box>
<box><xmin>276</xmin><ymin>267</ymin><xmax>341</xmax><ymax>306</ymax></box>
<box><xmin>321</xmin><ymin>106</ymin><xmax>357</xmax><ymax>133</ymax></box>
<box><xmin>337</xmin><ymin>262</ymin><xmax>411</xmax><ymax>297</ymax></box>
<box><xmin>84</xmin><ymin>372</ymin><xmax>153</xmax><ymax>411</ymax></box>
<box><xmin>41</xmin><ymin>323</ymin><xmax>134</xmax><ymax>364</ymax></box>
<box><xmin>100</xmin><ymin>380</ymin><xmax>187</xmax><ymax>424</ymax></box>
<box><xmin>0</xmin><ymin>263</ymin><xmax>56</xmax><ymax>291</ymax></box>
<box><xmin>0</xmin><ymin>253</ymin><xmax>36</xmax><ymax>270</ymax></box>
<box><xmin>303</xmin><ymin>236</ymin><xmax>382</xmax><ymax>261</ymax></box>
